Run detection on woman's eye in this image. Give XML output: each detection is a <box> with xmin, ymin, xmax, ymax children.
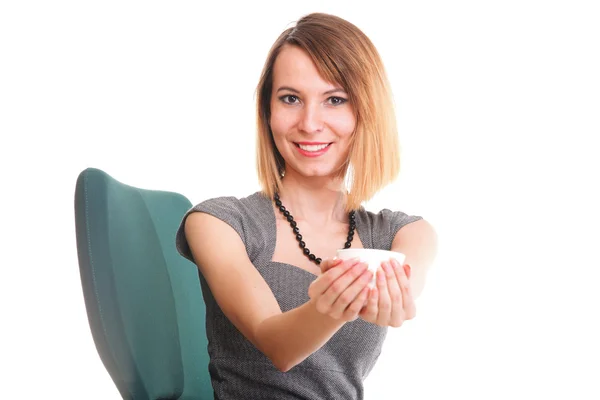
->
<box><xmin>280</xmin><ymin>95</ymin><xmax>299</xmax><ymax>104</ymax></box>
<box><xmin>328</xmin><ymin>96</ymin><xmax>348</xmax><ymax>106</ymax></box>
<box><xmin>279</xmin><ymin>95</ymin><xmax>347</xmax><ymax>106</ymax></box>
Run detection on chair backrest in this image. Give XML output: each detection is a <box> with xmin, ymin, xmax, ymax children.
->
<box><xmin>74</xmin><ymin>168</ymin><xmax>212</xmax><ymax>399</ymax></box>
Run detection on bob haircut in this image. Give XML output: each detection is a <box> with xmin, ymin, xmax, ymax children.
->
<box><xmin>256</xmin><ymin>12</ymin><xmax>400</xmax><ymax>211</ymax></box>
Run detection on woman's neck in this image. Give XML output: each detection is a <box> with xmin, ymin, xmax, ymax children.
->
<box><xmin>276</xmin><ymin>170</ymin><xmax>348</xmax><ymax>227</ymax></box>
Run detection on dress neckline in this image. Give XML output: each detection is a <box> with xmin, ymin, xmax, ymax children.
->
<box><xmin>251</xmin><ymin>191</ymin><xmax>371</xmax><ymax>277</ymax></box>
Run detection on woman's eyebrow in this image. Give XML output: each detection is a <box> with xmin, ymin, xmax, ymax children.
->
<box><xmin>275</xmin><ymin>86</ymin><xmax>347</xmax><ymax>95</ymax></box>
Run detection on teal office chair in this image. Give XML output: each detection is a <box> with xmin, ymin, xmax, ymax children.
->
<box><xmin>74</xmin><ymin>168</ymin><xmax>213</xmax><ymax>399</ymax></box>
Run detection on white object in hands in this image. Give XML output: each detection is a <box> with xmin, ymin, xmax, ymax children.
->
<box><xmin>336</xmin><ymin>248</ymin><xmax>406</xmax><ymax>288</ymax></box>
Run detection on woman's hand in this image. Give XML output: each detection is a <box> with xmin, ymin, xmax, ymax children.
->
<box><xmin>307</xmin><ymin>258</ymin><xmax>373</xmax><ymax>322</ymax></box>
<box><xmin>359</xmin><ymin>258</ymin><xmax>416</xmax><ymax>327</ymax></box>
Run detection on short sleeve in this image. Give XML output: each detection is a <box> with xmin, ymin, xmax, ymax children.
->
<box><xmin>368</xmin><ymin>209</ymin><xmax>423</xmax><ymax>250</ymax></box>
<box><xmin>175</xmin><ymin>196</ymin><xmax>246</xmax><ymax>264</ymax></box>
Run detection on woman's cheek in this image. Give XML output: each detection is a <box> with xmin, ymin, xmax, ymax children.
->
<box><xmin>329</xmin><ymin>112</ymin><xmax>356</xmax><ymax>137</ymax></box>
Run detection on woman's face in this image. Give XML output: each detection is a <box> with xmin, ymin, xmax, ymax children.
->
<box><xmin>269</xmin><ymin>45</ymin><xmax>356</xmax><ymax>180</ymax></box>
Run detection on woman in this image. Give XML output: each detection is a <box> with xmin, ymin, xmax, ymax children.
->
<box><xmin>176</xmin><ymin>12</ymin><xmax>438</xmax><ymax>399</ymax></box>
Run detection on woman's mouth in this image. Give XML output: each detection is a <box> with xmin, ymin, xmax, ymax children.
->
<box><xmin>294</xmin><ymin>142</ymin><xmax>332</xmax><ymax>157</ymax></box>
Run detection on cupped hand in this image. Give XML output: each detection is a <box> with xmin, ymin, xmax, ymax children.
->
<box><xmin>307</xmin><ymin>258</ymin><xmax>373</xmax><ymax>322</ymax></box>
<box><xmin>359</xmin><ymin>258</ymin><xmax>416</xmax><ymax>327</ymax></box>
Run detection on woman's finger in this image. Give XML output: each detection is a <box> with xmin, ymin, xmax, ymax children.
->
<box><xmin>342</xmin><ymin>284</ymin><xmax>371</xmax><ymax>321</ymax></box>
<box><xmin>359</xmin><ymin>285</ymin><xmax>378</xmax><ymax>321</ymax></box>
<box><xmin>308</xmin><ymin>258</ymin><xmax>359</xmax><ymax>300</ymax></box>
<box><xmin>383</xmin><ymin>259</ymin><xmax>405</xmax><ymax>327</ymax></box>
<box><xmin>315</xmin><ymin>261</ymin><xmax>367</xmax><ymax>314</ymax></box>
<box><xmin>320</xmin><ymin>257</ymin><xmax>343</xmax><ymax>274</ymax></box>
<box><xmin>329</xmin><ymin>267</ymin><xmax>373</xmax><ymax>319</ymax></box>
<box><xmin>392</xmin><ymin>259</ymin><xmax>416</xmax><ymax>320</ymax></box>
<box><xmin>375</xmin><ymin>265</ymin><xmax>392</xmax><ymax>326</ymax></box>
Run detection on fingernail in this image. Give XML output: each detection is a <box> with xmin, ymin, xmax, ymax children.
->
<box><xmin>381</xmin><ymin>261</ymin><xmax>391</xmax><ymax>274</ymax></box>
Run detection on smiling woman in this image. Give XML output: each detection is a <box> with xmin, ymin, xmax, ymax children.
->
<box><xmin>268</xmin><ymin>45</ymin><xmax>356</xmax><ymax>179</ymax></box>
<box><xmin>256</xmin><ymin>17</ymin><xmax>401</xmax><ymax>211</ymax></box>
<box><xmin>175</xmin><ymin>12</ymin><xmax>437</xmax><ymax>400</ymax></box>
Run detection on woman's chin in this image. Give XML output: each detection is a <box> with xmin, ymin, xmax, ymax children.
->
<box><xmin>298</xmin><ymin>167</ymin><xmax>341</xmax><ymax>180</ymax></box>
<box><xmin>284</xmin><ymin>160</ymin><xmax>345</xmax><ymax>180</ymax></box>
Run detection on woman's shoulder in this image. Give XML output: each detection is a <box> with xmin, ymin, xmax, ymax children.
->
<box><xmin>356</xmin><ymin>206</ymin><xmax>423</xmax><ymax>250</ymax></box>
<box><xmin>183</xmin><ymin>191</ymin><xmax>268</xmax><ymax>234</ymax></box>
<box><xmin>190</xmin><ymin>191</ymin><xmax>267</xmax><ymax>212</ymax></box>
<box><xmin>358</xmin><ymin>207</ymin><xmax>423</xmax><ymax>226</ymax></box>
<box><xmin>176</xmin><ymin>191</ymin><xmax>271</xmax><ymax>263</ymax></box>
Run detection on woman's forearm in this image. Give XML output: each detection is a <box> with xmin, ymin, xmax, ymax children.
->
<box><xmin>254</xmin><ymin>301</ymin><xmax>346</xmax><ymax>372</ymax></box>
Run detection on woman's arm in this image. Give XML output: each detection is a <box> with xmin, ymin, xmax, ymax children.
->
<box><xmin>391</xmin><ymin>219</ymin><xmax>439</xmax><ymax>299</ymax></box>
<box><xmin>184</xmin><ymin>212</ymin><xmax>371</xmax><ymax>372</ymax></box>
<box><xmin>357</xmin><ymin>218</ymin><xmax>438</xmax><ymax>326</ymax></box>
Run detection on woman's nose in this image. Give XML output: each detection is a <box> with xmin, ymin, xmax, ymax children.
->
<box><xmin>298</xmin><ymin>104</ymin><xmax>324</xmax><ymax>134</ymax></box>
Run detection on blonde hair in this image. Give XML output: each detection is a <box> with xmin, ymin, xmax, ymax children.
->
<box><xmin>256</xmin><ymin>13</ymin><xmax>400</xmax><ymax>211</ymax></box>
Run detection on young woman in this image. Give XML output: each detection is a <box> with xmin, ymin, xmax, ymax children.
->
<box><xmin>176</xmin><ymin>12</ymin><xmax>438</xmax><ymax>399</ymax></box>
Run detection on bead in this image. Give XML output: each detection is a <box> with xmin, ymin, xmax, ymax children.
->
<box><xmin>273</xmin><ymin>195</ymin><xmax>356</xmax><ymax>266</ymax></box>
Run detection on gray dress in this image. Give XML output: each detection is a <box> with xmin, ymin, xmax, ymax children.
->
<box><xmin>175</xmin><ymin>191</ymin><xmax>422</xmax><ymax>399</ymax></box>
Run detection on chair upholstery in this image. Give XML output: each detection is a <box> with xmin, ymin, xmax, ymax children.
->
<box><xmin>74</xmin><ymin>167</ymin><xmax>212</xmax><ymax>399</ymax></box>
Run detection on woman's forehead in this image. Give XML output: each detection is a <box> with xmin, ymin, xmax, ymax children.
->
<box><xmin>272</xmin><ymin>46</ymin><xmax>343</xmax><ymax>93</ymax></box>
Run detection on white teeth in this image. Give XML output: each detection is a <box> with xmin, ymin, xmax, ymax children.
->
<box><xmin>298</xmin><ymin>143</ymin><xmax>329</xmax><ymax>152</ymax></box>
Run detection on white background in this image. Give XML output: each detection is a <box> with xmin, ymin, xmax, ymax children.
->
<box><xmin>1</xmin><ymin>0</ymin><xmax>599</xmax><ymax>398</ymax></box>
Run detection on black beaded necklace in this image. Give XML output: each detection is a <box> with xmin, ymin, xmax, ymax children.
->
<box><xmin>274</xmin><ymin>192</ymin><xmax>356</xmax><ymax>265</ymax></box>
